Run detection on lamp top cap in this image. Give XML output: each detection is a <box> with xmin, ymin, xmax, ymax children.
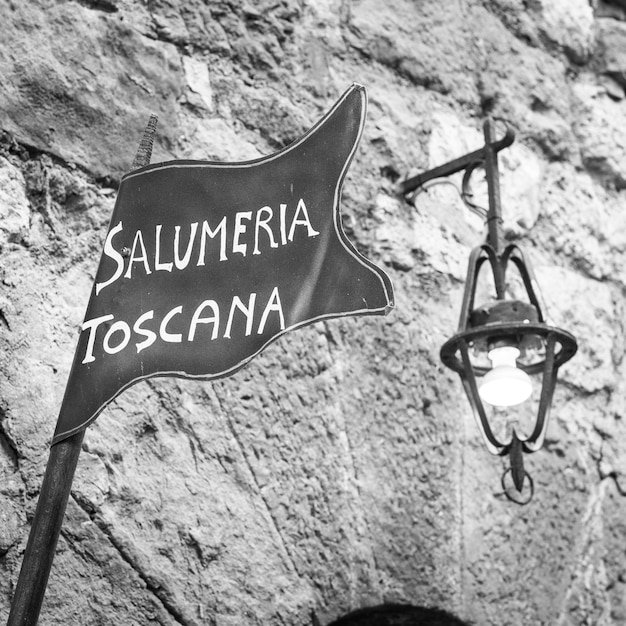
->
<box><xmin>470</xmin><ymin>300</ymin><xmax>540</xmax><ymax>329</ymax></box>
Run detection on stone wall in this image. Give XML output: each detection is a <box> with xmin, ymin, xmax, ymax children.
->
<box><xmin>1</xmin><ymin>0</ymin><xmax>625</xmax><ymax>624</ymax></box>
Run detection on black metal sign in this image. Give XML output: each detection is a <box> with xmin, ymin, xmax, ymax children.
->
<box><xmin>52</xmin><ymin>84</ymin><xmax>394</xmax><ymax>444</ymax></box>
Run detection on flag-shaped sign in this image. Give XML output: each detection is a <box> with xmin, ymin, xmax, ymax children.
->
<box><xmin>52</xmin><ymin>83</ymin><xmax>394</xmax><ymax>444</ymax></box>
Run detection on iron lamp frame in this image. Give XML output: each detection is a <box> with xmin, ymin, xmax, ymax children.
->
<box><xmin>402</xmin><ymin>119</ymin><xmax>578</xmax><ymax>502</ymax></box>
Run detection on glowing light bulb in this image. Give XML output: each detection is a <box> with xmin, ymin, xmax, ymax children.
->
<box><xmin>478</xmin><ymin>345</ymin><xmax>532</xmax><ymax>407</ymax></box>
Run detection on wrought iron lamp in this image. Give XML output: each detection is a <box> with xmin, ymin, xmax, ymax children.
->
<box><xmin>401</xmin><ymin>119</ymin><xmax>577</xmax><ymax>503</ymax></box>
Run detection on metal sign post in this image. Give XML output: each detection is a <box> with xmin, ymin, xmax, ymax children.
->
<box><xmin>8</xmin><ymin>85</ymin><xmax>394</xmax><ymax>624</ymax></box>
<box><xmin>7</xmin><ymin>117</ymin><xmax>158</xmax><ymax>626</ymax></box>
<box><xmin>6</xmin><ymin>432</ymin><xmax>84</xmax><ymax>625</ymax></box>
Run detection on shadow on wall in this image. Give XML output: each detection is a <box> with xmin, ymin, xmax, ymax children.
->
<box><xmin>322</xmin><ymin>604</ymin><xmax>471</xmax><ymax>626</ymax></box>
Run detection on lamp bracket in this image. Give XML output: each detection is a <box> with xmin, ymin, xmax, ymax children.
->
<box><xmin>400</xmin><ymin>119</ymin><xmax>514</xmax><ymax>258</ymax></box>
<box><xmin>400</xmin><ymin>122</ymin><xmax>514</xmax><ymax>195</ymax></box>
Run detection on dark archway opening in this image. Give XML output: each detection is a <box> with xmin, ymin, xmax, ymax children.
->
<box><xmin>325</xmin><ymin>603</ymin><xmax>471</xmax><ymax>626</ymax></box>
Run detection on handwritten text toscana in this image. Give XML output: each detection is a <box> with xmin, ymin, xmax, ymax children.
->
<box><xmin>80</xmin><ymin>198</ymin><xmax>319</xmax><ymax>364</ymax></box>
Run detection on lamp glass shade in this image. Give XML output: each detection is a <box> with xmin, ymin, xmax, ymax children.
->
<box><xmin>479</xmin><ymin>346</ymin><xmax>532</xmax><ymax>407</ymax></box>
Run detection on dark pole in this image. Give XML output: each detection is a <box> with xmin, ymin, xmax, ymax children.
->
<box><xmin>7</xmin><ymin>432</ymin><xmax>85</xmax><ymax>626</ymax></box>
<box><xmin>482</xmin><ymin>118</ymin><xmax>506</xmax><ymax>298</ymax></box>
<box><xmin>7</xmin><ymin>115</ymin><xmax>158</xmax><ymax>626</ymax></box>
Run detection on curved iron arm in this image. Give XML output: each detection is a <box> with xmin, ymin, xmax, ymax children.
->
<box><xmin>461</xmin><ymin>161</ymin><xmax>488</xmax><ymax>218</ymax></box>
<box><xmin>502</xmin><ymin>244</ymin><xmax>547</xmax><ymax>322</ymax></box>
<box><xmin>457</xmin><ymin>245</ymin><xmax>490</xmax><ymax>331</ymax></box>
<box><xmin>458</xmin><ymin>339</ymin><xmax>505</xmax><ymax>454</ymax></box>
<box><xmin>458</xmin><ymin>242</ymin><xmax>544</xmax><ymax>332</ymax></box>
<box><xmin>524</xmin><ymin>332</ymin><xmax>558</xmax><ymax>451</ymax></box>
<box><xmin>399</xmin><ymin>123</ymin><xmax>515</xmax><ymax>196</ymax></box>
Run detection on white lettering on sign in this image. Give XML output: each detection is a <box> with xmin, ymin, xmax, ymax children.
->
<box><xmin>95</xmin><ymin>224</ymin><xmax>124</xmax><ymax>295</ymax></box>
<box><xmin>81</xmin><ymin>287</ymin><xmax>286</xmax><ymax>364</ymax></box>
<box><xmin>96</xmin><ymin>198</ymin><xmax>319</xmax><ymax>292</ymax></box>
<box><xmin>83</xmin><ymin>197</ymin><xmax>312</xmax><ymax>365</ymax></box>
<box><xmin>134</xmin><ymin>311</ymin><xmax>157</xmax><ymax>353</ymax></box>
<box><xmin>197</xmin><ymin>217</ymin><xmax>227</xmax><ymax>265</ymax></box>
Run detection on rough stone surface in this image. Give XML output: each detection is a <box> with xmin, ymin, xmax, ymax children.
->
<box><xmin>598</xmin><ymin>18</ymin><xmax>626</xmax><ymax>87</ymax></box>
<box><xmin>0</xmin><ymin>0</ymin><xmax>625</xmax><ymax>625</ymax></box>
